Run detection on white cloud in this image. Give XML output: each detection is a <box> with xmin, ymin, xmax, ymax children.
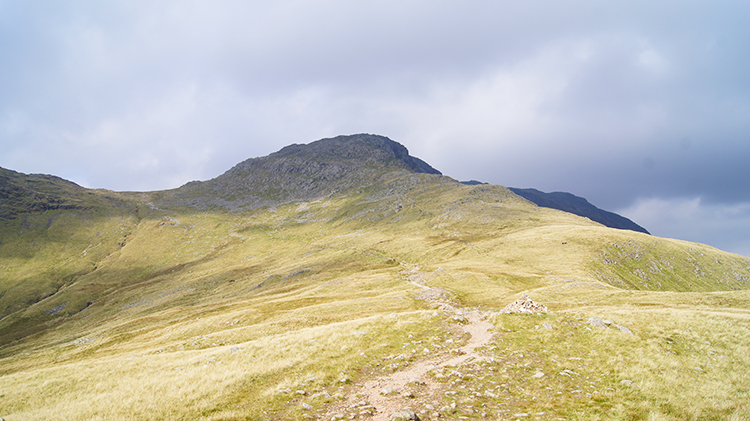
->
<box><xmin>637</xmin><ymin>48</ymin><xmax>668</xmax><ymax>74</ymax></box>
<box><xmin>1</xmin><ymin>0</ymin><xmax>750</xmax><ymax>252</ymax></box>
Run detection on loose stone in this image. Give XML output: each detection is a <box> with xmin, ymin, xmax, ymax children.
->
<box><xmin>390</xmin><ymin>410</ymin><xmax>420</xmax><ymax>421</ymax></box>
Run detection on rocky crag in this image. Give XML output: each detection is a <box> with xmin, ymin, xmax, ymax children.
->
<box><xmin>150</xmin><ymin>134</ymin><xmax>440</xmax><ymax>211</ymax></box>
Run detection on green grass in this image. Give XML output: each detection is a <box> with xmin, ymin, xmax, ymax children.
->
<box><xmin>419</xmin><ymin>307</ymin><xmax>750</xmax><ymax>420</ymax></box>
<box><xmin>2</xmin><ymin>175</ymin><xmax>750</xmax><ymax>419</ymax></box>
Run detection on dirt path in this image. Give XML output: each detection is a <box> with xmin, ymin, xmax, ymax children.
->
<box><xmin>324</xmin><ymin>310</ymin><xmax>496</xmax><ymax>420</ymax></box>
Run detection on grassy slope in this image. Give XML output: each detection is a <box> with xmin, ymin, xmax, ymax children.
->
<box><xmin>1</xmin><ymin>172</ymin><xmax>750</xmax><ymax>420</ymax></box>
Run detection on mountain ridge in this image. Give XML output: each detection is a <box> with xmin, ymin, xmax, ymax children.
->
<box><xmin>0</xmin><ymin>167</ymin><xmax>89</xmax><ymax>220</ymax></box>
<box><xmin>508</xmin><ymin>187</ymin><xmax>650</xmax><ymax>234</ymax></box>
<box><xmin>2</xmin><ymin>134</ymin><xmax>645</xmax><ymax>235</ymax></box>
<box><xmin>461</xmin><ymin>181</ymin><xmax>650</xmax><ymax>234</ymax></box>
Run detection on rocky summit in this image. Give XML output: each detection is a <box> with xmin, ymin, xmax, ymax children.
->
<box><xmin>2</xmin><ymin>134</ymin><xmax>750</xmax><ymax>420</ymax></box>
<box><xmin>152</xmin><ymin>134</ymin><xmax>440</xmax><ymax>211</ymax></box>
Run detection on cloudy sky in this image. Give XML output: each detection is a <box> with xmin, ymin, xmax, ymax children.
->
<box><xmin>2</xmin><ymin>1</ymin><xmax>749</xmax><ymax>256</ymax></box>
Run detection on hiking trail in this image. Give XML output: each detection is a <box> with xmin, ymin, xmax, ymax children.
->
<box><xmin>323</xmin><ymin>266</ymin><xmax>497</xmax><ymax>421</ymax></box>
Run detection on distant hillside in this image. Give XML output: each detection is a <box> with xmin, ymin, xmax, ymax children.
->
<box><xmin>0</xmin><ymin>167</ymin><xmax>138</xmax><ymax>221</ymax></box>
<box><xmin>460</xmin><ymin>180</ymin><xmax>486</xmax><ymax>186</ymax></box>
<box><xmin>0</xmin><ymin>167</ymin><xmax>88</xmax><ymax>220</ymax></box>
<box><xmin>508</xmin><ymin>187</ymin><xmax>650</xmax><ymax>234</ymax></box>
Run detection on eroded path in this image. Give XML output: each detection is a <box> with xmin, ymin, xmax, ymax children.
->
<box><xmin>324</xmin><ymin>309</ymin><xmax>496</xmax><ymax>420</ymax></box>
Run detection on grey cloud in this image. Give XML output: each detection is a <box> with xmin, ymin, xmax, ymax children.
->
<box><xmin>1</xmin><ymin>1</ymin><xmax>750</xmax><ymax>254</ymax></box>
<box><xmin>619</xmin><ymin>198</ymin><xmax>750</xmax><ymax>258</ymax></box>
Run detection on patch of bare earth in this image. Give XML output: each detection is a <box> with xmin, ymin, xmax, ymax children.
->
<box><xmin>323</xmin><ymin>310</ymin><xmax>496</xmax><ymax>421</ymax></box>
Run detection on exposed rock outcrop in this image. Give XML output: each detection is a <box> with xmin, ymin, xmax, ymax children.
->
<box><xmin>153</xmin><ymin>134</ymin><xmax>442</xmax><ymax>211</ymax></box>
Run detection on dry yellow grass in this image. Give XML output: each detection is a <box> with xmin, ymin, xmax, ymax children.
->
<box><xmin>2</xmin><ymin>176</ymin><xmax>750</xmax><ymax>420</ymax></box>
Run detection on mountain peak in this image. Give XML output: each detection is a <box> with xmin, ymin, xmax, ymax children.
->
<box><xmin>267</xmin><ymin>134</ymin><xmax>440</xmax><ymax>175</ymax></box>
<box><xmin>157</xmin><ymin>134</ymin><xmax>441</xmax><ymax>210</ymax></box>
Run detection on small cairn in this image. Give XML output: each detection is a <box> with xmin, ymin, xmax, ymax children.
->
<box><xmin>501</xmin><ymin>294</ymin><xmax>549</xmax><ymax>314</ymax></box>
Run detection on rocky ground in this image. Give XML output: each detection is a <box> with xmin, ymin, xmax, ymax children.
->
<box><xmin>322</xmin><ymin>308</ymin><xmax>496</xmax><ymax>421</ymax></box>
<box><xmin>309</xmin><ymin>271</ymin><xmax>632</xmax><ymax>421</ymax></box>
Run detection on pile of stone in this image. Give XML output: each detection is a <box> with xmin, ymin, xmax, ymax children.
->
<box><xmin>500</xmin><ymin>294</ymin><xmax>549</xmax><ymax>314</ymax></box>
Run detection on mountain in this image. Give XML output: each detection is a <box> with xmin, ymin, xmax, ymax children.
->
<box><xmin>151</xmin><ymin>134</ymin><xmax>441</xmax><ymax>211</ymax></box>
<box><xmin>0</xmin><ymin>167</ymin><xmax>121</xmax><ymax>220</ymax></box>
<box><xmin>2</xmin><ymin>134</ymin><xmax>750</xmax><ymax>421</ymax></box>
<box><xmin>459</xmin><ymin>182</ymin><xmax>648</xmax><ymax>234</ymax></box>
<box><xmin>508</xmin><ymin>187</ymin><xmax>650</xmax><ymax>234</ymax></box>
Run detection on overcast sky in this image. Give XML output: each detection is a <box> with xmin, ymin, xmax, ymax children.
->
<box><xmin>2</xmin><ymin>1</ymin><xmax>750</xmax><ymax>256</ymax></box>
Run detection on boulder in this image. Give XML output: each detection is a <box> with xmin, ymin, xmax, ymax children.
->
<box><xmin>588</xmin><ymin>317</ymin><xmax>608</xmax><ymax>329</ymax></box>
<box><xmin>615</xmin><ymin>324</ymin><xmax>633</xmax><ymax>334</ymax></box>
